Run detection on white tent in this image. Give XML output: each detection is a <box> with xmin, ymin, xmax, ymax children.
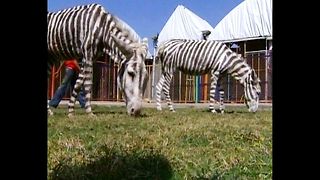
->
<box><xmin>157</xmin><ymin>5</ymin><xmax>215</xmax><ymax>46</ymax></box>
<box><xmin>210</xmin><ymin>0</ymin><xmax>272</xmax><ymax>42</ymax></box>
<box><xmin>153</xmin><ymin>5</ymin><xmax>215</xmax><ymax>101</ymax></box>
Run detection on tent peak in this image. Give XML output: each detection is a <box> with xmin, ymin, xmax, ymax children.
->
<box><xmin>157</xmin><ymin>4</ymin><xmax>215</xmax><ymax>45</ymax></box>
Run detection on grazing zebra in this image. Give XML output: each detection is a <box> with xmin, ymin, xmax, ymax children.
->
<box><xmin>48</xmin><ymin>4</ymin><xmax>149</xmax><ymax>117</ymax></box>
<box><xmin>155</xmin><ymin>39</ymin><xmax>261</xmax><ymax>113</ymax></box>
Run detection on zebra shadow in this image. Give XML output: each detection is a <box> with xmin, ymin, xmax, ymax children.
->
<box><xmin>50</xmin><ymin>106</ymin><xmax>151</xmax><ymax>118</ymax></box>
<box><xmin>93</xmin><ymin>109</ymin><xmax>125</xmax><ymax>115</ymax></box>
<box><xmin>92</xmin><ymin>108</ymin><xmax>150</xmax><ymax>118</ymax></box>
<box><xmin>202</xmin><ymin>109</ymin><xmax>254</xmax><ymax>114</ymax></box>
<box><xmin>49</xmin><ymin>145</ymin><xmax>173</xmax><ymax>180</ymax></box>
<box><xmin>89</xmin><ymin>105</ymin><xmax>151</xmax><ymax>117</ymax></box>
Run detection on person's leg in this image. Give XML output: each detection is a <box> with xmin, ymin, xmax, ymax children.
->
<box><xmin>49</xmin><ymin>68</ymin><xmax>74</xmax><ymax>108</ymax></box>
<box><xmin>78</xmin><ymin>88</ymin><xmax>86</xmax><ymax>108</ymax></box>
<box><xmin>70</xmin><ymin>72</ymin><xmax>86</xmax><ymax>108</ymax></box>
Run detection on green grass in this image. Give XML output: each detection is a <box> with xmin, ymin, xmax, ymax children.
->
<box><xmin>48</xmin><ymin>105</ymin><xmax>272</xmax><ymax>179</ymax></box>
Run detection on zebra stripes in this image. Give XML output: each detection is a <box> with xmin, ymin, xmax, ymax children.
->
<box><xmin>155</xmin><ymin>39</ymin><xmax>261</xmax><ymax>113</ymax></box>
<box><xmin>48</xmin><ymin>4</ymin><xmax>148</xmax><ymax>117</ymax></box>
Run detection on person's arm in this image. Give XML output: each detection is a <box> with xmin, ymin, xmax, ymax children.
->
<box><xmin>74</xmin><ymin>60</ymin><xmax>81</xmax><ymax>71</ymax></box>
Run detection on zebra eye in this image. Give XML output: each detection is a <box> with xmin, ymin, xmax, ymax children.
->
<box><xmin>127</xmin><ymin>62</ymin><xmax>137</xmax><ymax>77</ymax></box>
<box><xmin>128</xmin><ymin>70</ymin><xmax>135</xmax><ymax>77</ymax></box>
<box><xmin>126</xmin><ymin>62</ymin><xmax>137</xmax><ymax>77</ymax></box>
<box><xmin>127</xmin><ymin>68</ymin><xmax>136</xmax><ymax>79</ymax></box>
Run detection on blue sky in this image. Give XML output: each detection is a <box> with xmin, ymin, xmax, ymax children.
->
<box><xmin>48</xmin><ymin>0</ymin><xmax>243</xmax><ymax>53</ymax></box>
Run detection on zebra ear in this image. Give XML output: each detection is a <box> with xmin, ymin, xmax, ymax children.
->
<box><xmin>139</xmin><ymin>37</ymin><xmax>149</xmax><ymax>58</ymax></box>
<box><xmin>142</xmin><ymin>37</ymin><xmax>148</xmax><ymax>46</ymax></box>
<box><xmin>251</xmin><ymin>69</ymin><xmax>260</xmax><ymax>83</ymax></box>
<box><xmin>111</xmin><ymin>34</ymin><xmax>133</xmax><ymax>58</ymax></box>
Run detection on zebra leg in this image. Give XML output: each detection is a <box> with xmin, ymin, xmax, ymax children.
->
<box><xmin>82</xmin><ymin>60</ymin><xmax>95</xmax><ymax>117</ymax></box>
<box><xmin>83</xmin><ymin>61</ymin><xmax>96</xmax><ymax>117</ymax></box>
<box><xmin>209</xmin><ymin>71</ymin><xmax>220</xmax><ymax>113</ymax></box>
<box><xmin>48</xmin><ymin>100</ymin><xmax>53</xmax><ymax>116</ymax></box>
<box><xmin>219</xmin><ymin>89</ymin><xmax>225</xmax><ymax>114</ymax></box>
<box><xmin>155</xmin><ymin>74</ymin><xmax>165</xmax><ymax>111</ymax></box>
<box><xmin>162</xmin><ymin>73</ymin><xmax>175</xmax><ymax>112</ymax></box>
<box><xmin>68</xmin><ymin>72</ymin><xmax>84</xmax><ymax>117</ymax></box>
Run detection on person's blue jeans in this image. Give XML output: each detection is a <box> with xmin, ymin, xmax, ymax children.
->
<box><xmin>49</xmin><ymin>67</ymin><xmax>86</xmax><ymax>108</ymax></box>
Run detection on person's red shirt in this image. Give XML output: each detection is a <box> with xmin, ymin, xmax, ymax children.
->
<box><xmin>64</xmin><ymin>59</ymin><xmax>80</xmax><ymax>73</ymax></box>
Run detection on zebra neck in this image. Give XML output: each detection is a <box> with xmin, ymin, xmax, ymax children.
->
<box><xmin>232</xmin><ymin>70</ymin><xmax>251</xmax><ymax>85</ymax></box>
<box><xmin>104</xmin><ymin>48</ymin><xmax>125</xmax><ymax>64</ymax></box>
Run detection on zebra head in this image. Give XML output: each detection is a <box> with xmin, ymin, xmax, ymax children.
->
<box><xmin>112</xmin><ymin>35</ymin><xmax>149</xmax><ymax>116</ymax></box>
<box><xmin>244</xmin><ymin>69</ymin><xmax>261</xmax><ymax>112</ymax></box>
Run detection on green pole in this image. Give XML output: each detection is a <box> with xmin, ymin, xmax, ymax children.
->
<box><xmin>195</xmin><ymin>76</ymin><xmax>198</xmax><ymax>103</ymax></box>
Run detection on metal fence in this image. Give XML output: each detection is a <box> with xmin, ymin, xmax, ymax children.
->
<box><xmin>48</xmin><ymin>50</ymin><xmax>272</xmax><ymax>103</ymax></box>
<box><xmin>152</xmin><ymin>50</ymin><xmax>272</xmax><ymax>103</ymax></box>
<box><xmin>47</xmin><ymin>58</ymin><xmax>154</xmax><ymax>102</ymax></box>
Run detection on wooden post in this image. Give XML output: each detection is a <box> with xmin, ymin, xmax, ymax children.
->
<box><xmin>265</xmin><ymin>38</ymin><xmax>268</xmax><ymax>101</ymax></box>
<box><xmin>243</xmin><ymin>41</ymin><xmax>246</xmax><ymax>103</ymax></box>
<box><xmin>204</xmin><ymin>74</ymin><xmax>208</xmax><ymax>102</ymax></box>
<box><xmin>179</xmin><ymin>71</ymin><xmax>181</xmax><ymax>102</ymax></box>
<box><xmin>185</xmin><ymin>75</ymin><xmax>188</xmax><ymax>103</ymax></box>
<box><xmin>195</xmin><ymin>76</ymin><xmax>198</xmax><ymax>103</ymax></box>
<box><xmin>50</xmin><ymin>65</ymin><xmax>56</xmax><ymax>98</ymax></box>
<box><xmin>244</xmin><ymin>41</ymin><xmax>246</xmax><ymax>58</ymax></box>
<box><xmin>151</xmin><ymin>47</ymin><xmax>156</xmax><ymax>100</ymax></box>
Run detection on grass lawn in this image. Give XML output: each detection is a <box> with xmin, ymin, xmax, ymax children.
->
<box><xmin>48</xmin><ymin>104</ymin><xmax>272</xmax><ymax>179</ymax></box>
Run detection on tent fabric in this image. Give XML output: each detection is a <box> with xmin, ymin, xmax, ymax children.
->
<box><xmin>210</xmin><ymin>0</ymin><xmax>272</xmax><ymax>42</ymax></box>
<box><xmin>157</xmin><ymin>5</ymin><xmax>215</xmax><ymax>46</ymax></box>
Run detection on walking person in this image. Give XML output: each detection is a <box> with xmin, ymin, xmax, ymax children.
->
<box><xmin>49</xmin><ymin>59</ymin><xmax>86</xmax><ymax>109</ymax></box>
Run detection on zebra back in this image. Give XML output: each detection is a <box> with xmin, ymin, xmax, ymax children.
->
<box><xmin>47</xmin><ymin>3</ymin><xmax>141</xmax><ymax>67</ymax></box>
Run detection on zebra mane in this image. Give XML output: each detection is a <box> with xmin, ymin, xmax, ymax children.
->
<box><xmin>230</xmin><ymin>51</ymin><xmax>243</xmax><ymax>60</ymax></box>
<box><xmin>227</xmin><ymin>51</ymin><xmax>252</xmax><ymax>84</ymax></box>
<box><xmin>48</xmin><ymin>3</ymin><xmax>95</xmax><ymax>14</ymax></box>
<box><xmin>113</xmin><ymin>15</ymin><xmax>141</xmax><ymax>43</ymax></box>
<box><xmin>231</xmin><ymin>52</ymin><xmax>258</xmax><ymax>84</ymax></box>
<box><xmin>104</xmin><ymin>13</ymin><xmax>146</xmax><ymax>63</ymax></box>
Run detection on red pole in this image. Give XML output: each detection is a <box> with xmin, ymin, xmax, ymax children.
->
<box><xmin>50</xmin><ymin>66</ymin><xmax>56</xmax><ymax>98</ymax></box>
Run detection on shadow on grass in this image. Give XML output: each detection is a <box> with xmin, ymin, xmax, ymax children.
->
<box><xmin>49</xmin><ymin>146</ymin><xmax>173</xmax><ymax>180</ymax></box>
<box><xmin>92</xmin><ymin>108</ymin><xmax>151</xmax><ymax>118</ymax></box>
<box><xmin>203</xmin><ymin>109</ymin><xmax>236</xmax><ymax>114</ymax></box>
<box><xmin>200</xmin><ymin>109</ymin><xmax>258</xmax><ymax>114</ymax></box>
<box><xmin>93</xmin><ymin>110</ymin><xmax>125</xmax><ymax>115</ymax></box>
<box><xmin>52</xmin><ymin>107</ymin><xmax>152</xmax><ymax>119</ymax></box>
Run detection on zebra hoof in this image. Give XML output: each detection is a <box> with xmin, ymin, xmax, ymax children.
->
<box><xmin>170</xmin><ymin>109</ymin><xmax>176</xmax><ymax>112</ymax></box>
<box><xmin>216</xmin><ymin>109</ymin><xmax>225</xmax><ymax>114</ymax></box>
<box><xmin>211</xmin><ymin>109</ymin><xmax>217</xmax><ymax>114</ymax></box>
<box><xmin>48</xmin><ymin>110</ymin><xmax>54</xmax><ymax>116</ymax></box>
<box><xmin>67</xmin><ymin>113</ymin><xmax>75</xmax><ymax>118</ymax></box>
<box><xmin>88</xmin><ymin>113</ymin><xmax>97</xmax><ymax>118</ymax></box>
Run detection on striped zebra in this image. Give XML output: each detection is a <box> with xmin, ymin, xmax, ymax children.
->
<box><xmin>155</xmin><ymin>39</ymin><xmax>261</xmax><ymax>113</ymax></box>
<box><xmin>48</xmin><ymin>4</ymin><xmax>149</xmax><ymax>117</ymax></box>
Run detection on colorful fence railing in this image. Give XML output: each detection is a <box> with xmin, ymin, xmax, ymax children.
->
<box><xmin>48</xmin><ymin>50</ymin><xmax>272</xmax><ymax>103</ymax></box>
